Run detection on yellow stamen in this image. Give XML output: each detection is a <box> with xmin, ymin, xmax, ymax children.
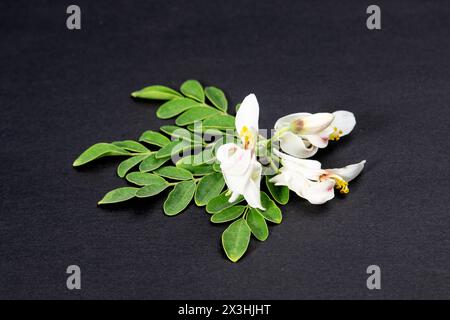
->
<box><xmin>240</xmin><ymin>126</ymin><xmax>254</xmax><ymax>149</ymax></box>
<box><xmin>328</xmin><ymin>127</ymin><xmax>343</xmax><ymax>141</ymax></box>
<box><xmin>320</xmin><ymin>173</ymin><xmax>350</xmax><ymax>194</ymax></box>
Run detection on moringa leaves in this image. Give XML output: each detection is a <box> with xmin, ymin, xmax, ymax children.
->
<box><xmin>210</xmin><ymin>206</ymin><xmax>246</xmax><ymax>223</ymax></box>
<box><xmin>98</xmin><ymin>187</ymin><xmax>138</xmax><ymax>204</ymax></box>
<box><xmin>139</xmin><ymin>130</ymin><xmax>171</xmax><ymax>147</ymax></box>
<box><xmin>163</xmin><ymin>180</ymin><xmax>196</xmax><ymax>216</ymax></box>
<box><xmin>155</xmin><ymin>166</ymin><xmax>193</xmax><ymax>180</ymax></box>
<box><xmin>139</xmin><ymin>154</ymin><xmax>170</xmax><ymax>172</ymax></box>
<box><xmin>180</xmin><ymin>80</ymin><xmax>204</xmax><ymax>102</ymax></box>
<box><xmin>117</xmin><ymin>155</ymin><xmax>148</xmax><ymax>178</ymax></box>
<box><xmin>202</xmin><ymin>115</ymin><xmax>235</xmax><ymax>129</ymax></box>
<box><xmin>195</xmin><ymin>173</ymin><xmax>225</xmax><ymax>206</ymax></box>
<box><xmin>246</xmin><ymin>208</ymin><xmax>269</xmax><ymax>241</ymax></box>
<box><xmin>131</xmin><ymin>85</ymin><xmax>182</xmax><ymax>100</ymax></box>
<box><xmin>156</xmin><ymin>98</ymin><xmax>203</xmax><ymax>119</ymax></box>
<box><xmin>175</xmin><ymin>106</ymin><xmax>221</xmax><ymax>126</ymax></box>
<box><xmin>73</xmin><ymin>143</ymin><xmax>130</xmax><ymax>167</ymax></box>
<box><xmin>205</xmin><ymin>86</ymin><xmax>228</xmax><ymax>112</ymax></box>
<box><xmin>257</xmin><ymin>192</ymin><xmax>282</xmax><ymax>224</ymax></box>
<box><xmin>126</xmin><ymin>172</ymin><xmax>167</xmax><ymax>186</ymax></box>
<box><xmin>206</xmin><ymin>192</ymin><xmax>244</xmax><ymax>214</ymax></box>
<box><xmin>265</xmin><ymin>175</ymin><xmax>290</xmax><ymax>205</ymax></box>
<box><xmin>112</xmin><ymin>140</ymin><xmax>149</xmax><ymax>153</ymax></box>
<box><xmin>222</xmin><ymin>218</ymin><xmax>251</xmax><ymax>262</ymax></box>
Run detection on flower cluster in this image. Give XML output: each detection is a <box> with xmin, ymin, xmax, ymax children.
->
<box><xmin>217</xmin><ymin>94</ymin><xmax>366</xmax><ymax>207</ymax></box>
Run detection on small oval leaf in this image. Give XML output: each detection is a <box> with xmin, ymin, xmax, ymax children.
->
<box><xmin>126</xmin><ymin>172</ymin><xmax>167</xmax><ymax>186</ymax></box>
<box><xmin>98</xmin><ymin>187</ymin><xmax>138</xmax><ymax>204</ymax></box>
<box><xmin>156</xmin><ymin>98</ymin><xmax>202</xmax><ymax>119</ymax></box>
<box><xmin>117</xmin><ymin>155</ymin><xmax>148</xmax><ymax>178</ymax></box>
<box><xmin>163</xmin><ymin>180</ymin><xmax>196</xmax><ymax>216</ymax></box>
<box><xmin>265</xmin><ymin>175</ymin><xmax>290</xmax><ymax>205</ymax></box>
<box><xmin>175</xmin><ymin>106</ymin><xmax>221</xmax><ymax>126</ymax></box>
<box><xmin>180</xmin><ymin>80</ymin><xmax>204</xmax><ymax>102</ymax></box>
<box><xmin>73</xmin><ymin>143</ymin><xmax>130</xmax><ymax>167</ymax></box>
<box><xmin>195</xmin><ymin>173</ymin><xmax>225</xmax><ymax>206</ymax></box>
<box><xmin>205</xmin><ymin>86</ymin><xmax>228</xmax><ymax>112</ymax></box>
<box><xmin>135</xmin><ymin>183</ymin><xmax>169</xmax><ymax>198</ymax></box>
<box><xmin>206</xmin><ymin>192</ymin><xmax>244</xmax><ymax>214</ymax></box>
<box><xmin>257</xmin><ymin>192</ymin><xmax>282</xmax><ymax>224</ymax></box>
<box><xmin>112</xmin><ymin>140</ymin><xmax>149</xmax><ymax>153</ymax></box>
<box><xmin>139</xmin><ymin>130</ymin><xmax>171</xmax><ymax>147</ymax></box>
<box><xmin>155</xmin><ymin>166</ymin><xmax>193</xmax><ymax>180</ymax></box>
<box><xmin>131</xmin><ymin>85</ymin><xmax>181</xmax><ymax>100</ymax></box>
<box><xmin>246</xmin><ymin>208</ymin><xmax>269</xmax><ymax>241</ymax></box>
<box><xmin>139</xmin><ymin>154</ymin><xmax>170</xmax><ymax>172</ymax></box>
<box><xmin>202</xmin><ymin>115</ymin><xmax>235</xmax><ymax>129</ymax></box>
<box><xmin>210</xmin><ymin>206</ymin><xmax>246</xmax><ymax>223</ymax></box>
<box><xmin>222</xmin><ymin>218</ymin><xmax>251</xmax><ymax>262</ymax></box>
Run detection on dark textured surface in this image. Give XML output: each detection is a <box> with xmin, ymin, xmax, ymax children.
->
<box><xmin>0</xmin><ymin>0</ymin><xmax>449</xmax><ymax>299</ymax></box>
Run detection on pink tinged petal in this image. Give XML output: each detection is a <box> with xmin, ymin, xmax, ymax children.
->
<box><xmin>217</xmin><ymin>143</ymin><xmax>252</xmax><ymax>175</ymax></box>
<box><xmin>272</xmin><ymin>148</ymin><xmax>323</xmax><ymax>180</ymax></box>
<box><xmin>235</xmin><ymin>94</ymin><xmax>259</xmax><ymax>133</ymax></box>
<box><xmin>296</xmin><ymin>113</ymin><xmax>334</xmax><ymax>134</ymax></box>
<box><xmin>331</xmin><ymin>111</ymin><xmax>356</xmax><ymax>136</ymax></box>
<box><xmin>302</xmin><ymin>133</ymin><xmax>330</xmax><ymax>148</ymax></box>
<box><xmin>300</xmin><ymin>179</ymin><xmax>336</xmax><ymax>205</ymax></box>
<box><xmin>278</xmin><ymin>131</ymin><xmax>318</xmax><ymax>159</ymax></box>
<box><xmin>274</xmin><ymin>113</ymin><xmax>311</xmax><ymax>131</ymax></box>
<box><xmin>327</xmin><ymin>160</ymin><xmax>366</xmax><ymax>182</ymax></box>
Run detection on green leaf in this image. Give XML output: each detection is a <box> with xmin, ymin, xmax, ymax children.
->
<box><xmin>175</xmin><ymin>106</ymin><xmax>221</xmax><ymax>126</ymax></box>
<box><xmin>112</xmin><ymin>140</ymin><xmax>149</xmax><ymax>153</ymax></box>
<box><xmin>203</xmin><ymin>115</ymin><xmax>235</xmax><ymax>129</ymax></box>
<box><xmin>163</xmin><ymin>180</ymin><xmax>196</xmax><ymax>216</ymax></box>
<box><xmin>139</xmin><ymin>154</ymin><xmax>170</xmax><ymax>172</ymax></box>
<box><xmin>126</xmin><ymin>172</ymin><xmax>167</xmax><ymax>186</ymax></box>
<box><xmin>98</xmin><ymin>187</ymin><xmax>138</xmax><ymax>204</ymax></box>
<box><xmin>257</xmin><ymin>192</ymin><xmax>282</xmax><ymax>224</ymax></box>
<box><xmin>139</xmin><ymin>130</ymin><xmax>170</xmax><ymax>147</ymax></box>
<box><xmin>156</xmin><ymin>98</ymin><xmax>202</xmax><ymax>119</ymax></box>
<box><xmin>135</xmin><ymin>182</ymin><xmax>169</xmax><ymax>198</ymax></box>
<box><xmin>177</xmin><ymin>162</ymin><xmax>215</xmax><ymax>176</ymax></box>
<box><xmin>187</xmin><ymin>124</ymin><xmax>225</xmax><ymax>136</ymax></box>
<box><xmin>246</xmin><ymin>208</ymin><xmax>269</xmax><ymax>241</ymax></box>
<box><xmin>73</xmin><ymin>143</ymin><xmax>130</xmax><ymax>167</ymax></box>
<box><xmin>155</xmin><ymin>166</ymin><xmax>193</xmax><ymax>180</ymax></box>
<box><xmin>206</xmin><ymin>192</ymin><xmax>244</xmax><ymax>214</ymax></box>
<box><xmin>195</xmin><ymin>173</ymin><xmax>225</xmax><ymax>206</ymax></box>
<box><xmin>155</xmin><ymin>140</ymin><xmax>200</xmax><ymax>159</ymax></box>
<box><xmin>222</xmin><ymin>218</ymin><xmax>251</xmax><ymax>262</ymax></box>
<box><xmin>210</xmin><ymin>206</ymin><xmax>246</xmax><ymax>223</ymax></box>
<box><xmin>117</xmin><ymin>155</ymin><xmax>148</xmax><ymax>178</ymax></box>
<box><xmin>205</xmin><ymin>86</ymin><xmax>228</xmax><ymax>112</ymax></box>
<box><xmin>192</xmin><ymin>148</ymin><xmax>215</xmax><ymax>165</ymax></box>
<box><xmin>131</xmin><ymin>85</ymin><xmax>182</xmax><ymax>100</ymax></box>
<box><xmin>180</xmin><ymin>80</ymin><xmax>204</xmax><ymax>102</ymax></box>
<box><xmin>265</xmin><ymin>175</ymin><xmax>290</xmax><ymax>205</ymax></box>
<box><xmin>160</xmin><ymin>125</ymin><xmax>198</xmax><ymax>142</ymax></box>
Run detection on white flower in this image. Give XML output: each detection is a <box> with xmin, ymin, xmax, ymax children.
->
<box><xmin>216</xmin><ymin>94</ymin><xmax>264</xmax><ymax>209</ymax></box>
<box><xmin>270</xmin><ymin>149</ymin><xmax>365</xmax><ymax>204</ymax></box>
<box><xmin>274</xmin><ymin>111</ymin><xmax>356</xmax><ymax>158</ymax></box>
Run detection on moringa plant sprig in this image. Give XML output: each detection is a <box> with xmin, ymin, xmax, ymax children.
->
<box><xmin>73</xmin><ymin>80</ymin><xmax>366</xmax><ymax>262</ymax></box>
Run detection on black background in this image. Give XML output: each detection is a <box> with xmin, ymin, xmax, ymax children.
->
<box><xmin>0</xmin><ymin>0</ymin><xmax>449</xmax><ymax>299</ymax></box>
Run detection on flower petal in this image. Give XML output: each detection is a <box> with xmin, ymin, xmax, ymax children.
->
<box><xmin>273</xmin><ymin>148</ymin><xmax>323</xmax><ymax>180</ymax></box>
<box><xmin>297</xmin><ymin>113</ymin><xmax>334</xmax><ymax>134</ymax></box>
<box><xmin>300</xmin><ymin>179</ymin><xmax>335</xmax><ymax>204</ymax></box>
<box><xmin>216</xmin><ymin>143</ymin><xmax>252</xmax><ymax>176</ymax></box>
<box><xmin>274</xmin><ymin>112</ymin><xmax>310</xmax><ymax>130</ymax></box>
<box><xmin>235</xmin><ymin>94</ymin><xmax>259</xmax><ymax>134</ymax></box>
<box><xmin>302</xmin><ymin>133</ymin><xmax>330</xmax><ymax>148</ymax></box>
<box><xmin>242</xmin><ymin>161</ymin><xmax>264</xmax><ymax>209</ymax></box>
<box><xmin>327</xmin><ymin>160</ymin><xmax>366</xmax><ymax>182</ymax></box>
<box><xmin>278</xmin><ymin>131</ymin><xmax>318</xmax><ymax>159</ymax></box>
<box><xmin>331</xmin><ymin>111</ymin><xmax>356</xmax><ymax>136</ymax></box>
